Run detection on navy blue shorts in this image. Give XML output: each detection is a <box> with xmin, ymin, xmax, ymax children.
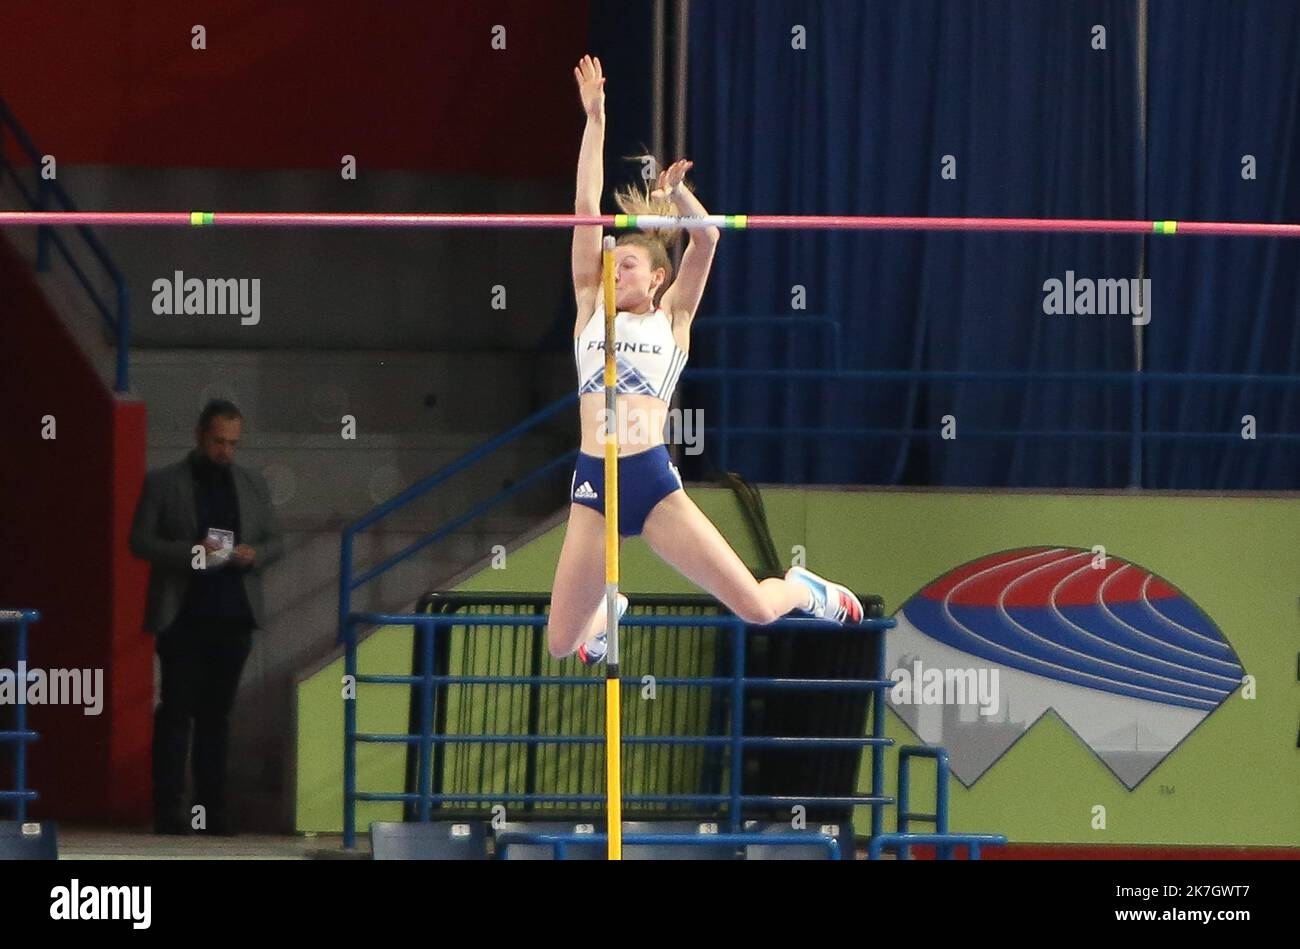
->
<box><xmin>570</xmin><ymin>445</ymin><xmax>684</xmax><ymax>537</ymax></box>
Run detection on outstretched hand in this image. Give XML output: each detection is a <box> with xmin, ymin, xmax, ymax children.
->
<box><xmin>574</xmin><ymin>54</ymin><xmax>606</xmax><ymax>118</ymax></box>
<box><xmin>650</xmin><ymin>159</ymin><xmax>693</xmax><ymax>201</ymax></box>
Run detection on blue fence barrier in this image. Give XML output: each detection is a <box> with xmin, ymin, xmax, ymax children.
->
<box><xmin>0</xmin><ymin>609</ymin><xmax>40</xmax><ymax>821</ymax></box>
<box><xmin>342</xmin><ymin>602</ymin><xmax>895</xmax><ymax>853</ymax></box>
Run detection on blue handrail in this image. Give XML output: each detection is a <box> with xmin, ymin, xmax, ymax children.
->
<box><xmin>0</xmin><ymin>609</ymin><xmax>41</xmax><ymax>821</ymax></box>
<box><xmin>687</xmin><ymin>367</ymin><xmax>1300</xmax><ymax>384</ymax></box>
<box><xmin>704</xmin><ymin>426</ymin><xmax>1300</xmax><ymax>442</ymax></box>
<box><xmin>692</xmin><ymin>315</ymin><xmax>842</xmax><ymax>368</ymax></box>
<box><xmin>870</xmin><ymin>746</ymin><xmax>1009</xmax><ymax>860</ymax></box>
<box><xmin>495</xmin><ymin>831</ymin><xmax>841</xmax><ymax>859</ymax></box>
<box><xmin>868</xmin><ymin>832</ymin><xmax>1007</xmax><ymax>860</ymax></box>
<box><xmin>690</xmin><ymin>316</ymin><xmax>842</xmax><ymax>473</ymax></box>
<box><xmin>0</xmin><ymin>97</ymin><xmax>131</xmax><ymax>392</ymax></box>
<box><xmin>897</xmin><ymin>745</ymin><xmax>949</xmax><ymax>859</ymax></box>
<box><xmin>683</xmin><ymin>366</ymin><xmax>1300</xmax><ymax>489</ymax></box>
<box><xmin>341</xmin><ymin>609</ymin><xmax>897</xmax><ymax>850</ymax></box>
<box><xmin>337</xmin><ymin>393</ymin><xmax>578</xmax><ymax>644</ymax></box>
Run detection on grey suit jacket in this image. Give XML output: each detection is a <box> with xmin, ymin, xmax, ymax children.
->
<box><xmin>129</xmin><ymin>452</ymin><xmax>285</xmax><ymax>634</ymax></box>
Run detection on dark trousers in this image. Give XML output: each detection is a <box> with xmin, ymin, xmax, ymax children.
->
<box><xmin>152</xmin><ymin>620</ymin><xmax>253</xmax><ymax>829</ymax></box>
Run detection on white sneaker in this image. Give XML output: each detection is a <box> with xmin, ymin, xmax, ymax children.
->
<box><xmin>577</xmin><ymin>594</ymin><xmax>628</xmax><ymax>666</ymax></box>
<box><xmin>786</xmin><ymin>567</ymin><xmax>864</xmax><ymax>624</ymax></box>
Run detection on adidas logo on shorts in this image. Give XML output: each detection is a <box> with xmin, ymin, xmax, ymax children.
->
<box><xmin>573</xmin><ymin>480</ymin><xmax>598</xmax><ymax>500</ymax></box>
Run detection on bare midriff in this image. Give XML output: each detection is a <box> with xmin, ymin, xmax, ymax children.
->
<box><xmin>578</xmin><ymin>391</ymin><xmax>674</xmax><ymax>457</ymax></box>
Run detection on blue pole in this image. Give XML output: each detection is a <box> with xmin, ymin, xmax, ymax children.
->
<box><xmin>338</xmin><ymin>531</ymin><xmax>354</xmax><ymax>646</ymax></box>
<box><xmin>115</xmin><ymin>282</ymin><xmax>130</xmax><ymax>393</ymax></box>
<box><xmin>935</xmin><ymin>749</ymin><xmax>950</xmax><ymax>835</ymax></box>
<box><xmin>343</xmin><ymin>617</ymin><xmax>358</xmax><ymax>849</ymax></box>
<box><xmin>15</xmin><ymin>615</ymin><xmax>30</xmax><ymax>823</ymax></box>
<box><xmin>417</xmin><ymin>618</ymin><xmax>436</xmax><ymax>822</ymax></box>
<box><xmin>870</xmin><ymin>624</ymin><xmax>886</xmax><ymax>846</ymax></box>
<box><xmin>729</xmin><ymin>619</ymin><xmax>744</xmax><ymax>833</ymax></box>
<box><xmin>897</xmin><ymin>753</ymin><xmax>911</xmax><ymax>861</ymax></box>
<box><xmin>935</xmin><ymin>748</ymin><xmax>951</xmax><ymax>860</ymax></box>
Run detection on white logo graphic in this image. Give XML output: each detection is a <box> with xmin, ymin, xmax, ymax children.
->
<box><xmin>573</xmin><ymin>481</ymin><xmax>598</xmax><ymax>500</ymax></box>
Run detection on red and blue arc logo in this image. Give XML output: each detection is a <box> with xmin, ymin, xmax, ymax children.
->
<box><xmin>885</xmin><ymin>547</ymin><xmax>1245</xmax><ymax>789</ymax></box>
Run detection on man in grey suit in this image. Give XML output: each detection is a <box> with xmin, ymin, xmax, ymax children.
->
<box><xmin>130</xmin><ymin>399</ymin><xmax>283</xmax><ymax>835</ymax></box>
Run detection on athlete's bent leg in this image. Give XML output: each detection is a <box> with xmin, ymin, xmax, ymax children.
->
<box><xmin>639</xmin><ymin>491</ymin><xmax>809</xmax><ymax>624</ymax></box>
<box><xmin>547</xmin><ymin>504</ymin><xmax>615</xmax><ymax>658</ymax></box>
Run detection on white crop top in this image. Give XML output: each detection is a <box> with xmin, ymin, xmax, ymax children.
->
<box><xmin>574</xmin><ymin>303</ymin><xmax>688</xmax><ymax>402</ymax></box>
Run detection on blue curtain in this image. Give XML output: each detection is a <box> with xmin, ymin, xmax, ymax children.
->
<box><xmin>683</xmin><ymin>0</ymin><xmax>1298</xmax><ymax>489</ymax></box>
<box><xmin>1145</xmin><ymin>0</ymin><xmax>1300</xmax><ymax>489</ymax></box>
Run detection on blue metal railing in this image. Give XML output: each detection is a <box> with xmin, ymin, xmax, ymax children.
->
<box><xmin>494</xmin><ymin>830</ymin><xmax>841</xmax><ymax>860</ymax></box>
<box><xmin>866</xmin><ymin>746</ymin><xmax>1007</xmax><ymax>860</ymax></box>
<box><xmin>0</xmin><ymin>97</ymin><xmax>131</xmax><ymax>392</ymax></box>
<box><xmin>0</xmin><ymin>609</ymin><xmax>41</xmax><ymax>821</ymax></box>
<box><xmin>341</xmin><ymin>609</ymin><xmax>897</xmax><ymax>854</ymax></box>
<box><xmin>868</xmin><ymin>832</ymin><xmax>1007</xmax><ymax>860</ymax></box>
<box><xmin>898</xmin><ymin>746</ymin><xmax>949</xmax><ymax>847</ymax></box>
<box><xmin>691</xmin><ymin>316</ymin><xmax>842</xmax><ymax>474</ymax></box>
<box><xmin>337</xmin><ymin>393</ymin><xmax>578</xmax><ymax>644</ymax></box>
<box><xmin>687</xmin><ymin>366</ymin><xmax>1300</xmax><ymax>488</ymax></box>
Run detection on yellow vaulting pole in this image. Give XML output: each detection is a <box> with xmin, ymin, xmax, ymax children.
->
<box><xmin>601</xmin><ymin>235</ymin><xmax>623</xmax><ymax>861</ymax></box>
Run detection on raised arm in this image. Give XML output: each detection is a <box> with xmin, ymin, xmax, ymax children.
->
<box><xmin>572</xmin><ymin>55</ymin><xmax>606</xmax><ymax>330</ymax></box>
<box><xmin>655</xmin><ymin>160</ymin><xmax>719</xmax><ymax>328</ymax></box>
